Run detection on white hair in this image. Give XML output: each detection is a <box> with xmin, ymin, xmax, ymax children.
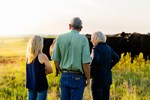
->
<box><xmin>91</xmin><ymin>31</ymin><xmax>107</xmax><ymax>44</ymax></box>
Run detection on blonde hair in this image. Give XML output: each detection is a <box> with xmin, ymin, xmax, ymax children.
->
<box><xmin>91</xmin><ymin>31</ymin><xmax>107</xmax><ymax>44</ymax></box>
<box><xmin>26</xmin><ymin>35</ymin><xmax>43</xmax><ymax>64</ymax></box>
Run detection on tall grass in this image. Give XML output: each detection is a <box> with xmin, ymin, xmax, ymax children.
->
<box><xmin>0</xmin><ymin>37</ymin><xmax>149</xmax><ymax>100</ymax></box>
<box><xmin>111</xmin><ymin>53</ymin><xmax>150</xmax><ymax>100</ymax></box>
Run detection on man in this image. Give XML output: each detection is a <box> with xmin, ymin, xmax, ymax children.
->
<box><xmin>52</xmin><ymin>17</ymin><xmax>91</xmax><ymax>100</ymax></box>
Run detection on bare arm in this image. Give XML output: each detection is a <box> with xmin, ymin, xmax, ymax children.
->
<box><xmin>38</xmin><ymin>53</ymin><xmax>53</xmax><ymax>74</ymax></box>
<box><xmin>83</xmin><ymin>63</ymin><xmax>90</xmax><ymax>86</ymax></box>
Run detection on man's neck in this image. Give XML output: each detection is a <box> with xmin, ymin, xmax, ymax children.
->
<box><xmin>71</xmin><ymin>29</ymin><xmax>80</xmax><ymax>32</ymax></box>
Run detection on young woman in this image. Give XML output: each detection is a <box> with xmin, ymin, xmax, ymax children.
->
<box><xmin>26</xmin><ymin>35</ymin><xmax>53</xmax><ymax>100</ymax></box>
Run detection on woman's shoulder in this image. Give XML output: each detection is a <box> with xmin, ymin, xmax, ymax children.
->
<box><xmin>94</xmin><ymin>43</ymin><xmax>108</xmax><ymax>50</ymax></box>
<box><xmin>38</xmin><ymin>53</ymin><xmax>47</xmax><ymax>64</ymax></box>
<box><xmin>38</xmin><ymin>52</ymin><xmax>47</xmax><ymax>57</ymax></box>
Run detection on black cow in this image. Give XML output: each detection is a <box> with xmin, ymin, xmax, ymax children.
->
<box><xmin>85</xmin><ymin>33</ymin><xmax>130</xmax><ymax>58</ymax></box>
<box><xmin>128</xmin><ymin>33</ymin><xmax>150</xmax><ymax>62</ymax></box>
<box><xmin>43</xmin><ymin>38</ymin><xmax>59</xmax><ymax>76</ymax></box>
<box><xmin>106</xmin><ymin>35</ymin><xmax>130</xmax><ymax>57</ymax></box>
<box><xmin>142</xmin><ymin>34</ymin><xmax>150</xmax><ymax>61</ymax></box>
<box><xmin>43</xmin><ymin>38</ymin><xmax>55</xmax><ymax>60</ymax></box>
<box><xmin>85</xmin><ymin>34</ymin><xmax>93</xmax><ymax>53</ymax></box>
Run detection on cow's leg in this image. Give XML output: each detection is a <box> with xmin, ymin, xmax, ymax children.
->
<box><xmin>123</xmin><ymin>52</ymin><xmax>127</xmax><ymax>57</ymax></box>
<box><xmin>55</xmin><ymin>67</ymin><xmax>60</xmax><ymax>76</ymax></box>
<box><xmin>131</xmin><ymin>57</ymin><xmax>134</xmax><ymax>63</ymax></box>
<box><xmin>143</xmin><ymin>52</ymin><xmax>147</xmax><ymax>61</ymax></box>
<box><xmin>148</xmin><ymin>53</ymin><xmax>150</xmax><ymax>60</ymax></box>
<box><xmin>131</xmin><ymin>52</ymin><xmax>134</xmax><ymax>63</ymax></box>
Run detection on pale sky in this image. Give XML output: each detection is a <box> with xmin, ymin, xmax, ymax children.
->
<box><xmin>0</xmin><ymin>0</ymin><xmax>150</xmax><ymax>37</ymax></box>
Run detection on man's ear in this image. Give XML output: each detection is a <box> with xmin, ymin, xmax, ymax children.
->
<box><xmin>69</xmin><ymin>24</ymin><xmax>72</xmax><ymax>30</ymax></box>
<box><xmin>79</xmin><ymin>26</ymin><xmax>83</xmax><ymax>31</ymax></box>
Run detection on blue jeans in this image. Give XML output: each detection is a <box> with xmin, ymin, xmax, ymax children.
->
<box><xmin>28</xmin><ymin>89</ymin><xmax>48</xmax><ymax>100</ymax></box>
<box><xmin>60</xmin><ymin>72</ymin><xmax>86</xmax><ymax>100</ymax></box>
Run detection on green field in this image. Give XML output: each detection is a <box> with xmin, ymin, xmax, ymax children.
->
<box><xmin>0</xmin><ymin>37</ymin><xmax>150</xmax><ymax>100</ymax></box>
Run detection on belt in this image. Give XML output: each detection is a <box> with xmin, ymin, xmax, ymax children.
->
<box><xmin>61</xmin><ymin>70</ymin><xmax>82</xmax><ymax>75</ymax></box>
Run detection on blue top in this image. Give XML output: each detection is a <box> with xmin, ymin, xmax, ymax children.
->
<box><xmin>26</xmin><ymin>56</ymin><xmax>48</xmax><ymax>92</ymax></box>
<box><xmin>90</xmin><ymin>43</ymin><xmax>120</xmax><ymax>86</ymax></box>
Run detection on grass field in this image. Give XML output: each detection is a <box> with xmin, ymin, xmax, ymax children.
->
<box><xmin>0</xmin><ymin>37</ymin><xmax>150</xmax><ymax>100</ymax></box>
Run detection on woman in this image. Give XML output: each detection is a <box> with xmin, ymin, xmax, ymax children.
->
<box><xmin>26</xmin><ymin>35</ymin><xmax>53</xmax><ymax>100</ymax></box>
<box><xmin>90</xmin><ymin>31</ymin><xmax>120</xmax><ymax>100</ymax></box>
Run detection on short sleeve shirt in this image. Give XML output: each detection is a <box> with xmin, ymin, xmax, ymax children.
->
<box><xmin>52</xmin><ymin>30</ymin><xmax>91</xmax><ymax>73</ymax></box>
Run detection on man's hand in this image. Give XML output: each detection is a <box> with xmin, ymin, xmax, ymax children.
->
<box><xmin>86</xmin><ymin>78</ymin><xmax>90</xmax><ymax>87</ymax></box>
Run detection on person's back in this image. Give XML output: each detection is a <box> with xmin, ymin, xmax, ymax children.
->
<box><xmin>52</xmin><ymin>17</ymin><xmax>91</xmax><ymax>100</ymax></box>
<box><xmin>91</xmin><ymin>43</ymin><xmax>112</xmax><ymax>72</ymax></box>
<box><xmin>55</xmin><ymin>30</ymin><xmax>89</xmax><ymax>73</ymax></box>
<box><xmin>26</xmin><ymin>56</ymin><xmax>48</xmax><ymax>91</ymax></box>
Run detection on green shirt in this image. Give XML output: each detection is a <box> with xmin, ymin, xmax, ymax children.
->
<box><xmin>52</xmin><ymin>30</ymin><xmax>91</xmax><ymax>73</ymax></box>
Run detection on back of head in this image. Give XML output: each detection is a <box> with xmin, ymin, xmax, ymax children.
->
<box><xmin>91</xmin><ymin>31</ymin><xmax>107</xmax><ymax>44</ymax></box>
<box><xmin>26</xmin><ymin>35</ymin><xmax>43</xmax><ymax>63</ymax></box>
<box><xmin>70</xmin><ymin>17</ymin><xmax>82</xmax><ymax>30</ymax></box>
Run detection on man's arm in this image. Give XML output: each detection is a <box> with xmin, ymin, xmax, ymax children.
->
<box><xmin>82</xmin><ymin>63</ymin><xmax>90</xmax><ymax>86</ymax></box>
<box><xmin>54</xmin><ymin>61</ymin><xmax>61</xmax><ymax>72</ymax></box>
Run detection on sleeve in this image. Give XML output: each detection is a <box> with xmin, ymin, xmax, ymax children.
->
<box><xmin>111</xmin><ymin>48</ymin><xmax>120</xmax><ymax>68</ymax></box>
<box><xmin>82</xmin><ymin>37</ymin><xmax>91</xmax><ymax>64</ymax></box>
<box><xmin>51</xmin><ymin>36</ymin><xmax>61</xmax><ymax>61</ymax></box>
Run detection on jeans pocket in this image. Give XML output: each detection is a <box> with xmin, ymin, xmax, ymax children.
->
<box><xmin>60</xmin><ymin>73</ymin><xmax>86</xmax><ymax>88</ymax></box>
<box><xmin>70</xmin><ymin>75</ymin><xmax>86</xmax><ymax>88</ymax></box>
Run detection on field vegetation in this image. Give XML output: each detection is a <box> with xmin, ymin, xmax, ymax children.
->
<box><xmin>0</xmin><ymin>37</ymin><xmax>149</xmax><ymax>100</ymax></box>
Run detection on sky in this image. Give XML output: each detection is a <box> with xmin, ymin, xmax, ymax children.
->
<box><xmin>0</xmin><ymin>0</ymin><xmax>150</xmax><ymax>37</ymax></box>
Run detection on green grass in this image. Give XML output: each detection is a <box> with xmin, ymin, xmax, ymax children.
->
<box><xmin>0</xmin><ymin>38</ymin><xmax>27</xmax><ymax>56</ymax></box>
<box><xmin>111</xmin><ymin>54</ymin><xmax>150</xmax><ymax>100</ymax></box>
<box><xmin>0</xmin><ymin>37</ymin><xmax>150</xmax><ymax>100</ymax></box>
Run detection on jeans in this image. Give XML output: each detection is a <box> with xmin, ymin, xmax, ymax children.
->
<box><xmin>60</xmin><ymin>72</ymin><xmax>86</xmax><ymax>100</ymax></box>
<box><xmin>28</xmin><ymin>89</ymin><xmax>48</xmax><ymax>100</ymax></box>
<box><xmin>91</xmin><ymin>79</ymin><xmax>110</xmax><ymax>100</ymax></box>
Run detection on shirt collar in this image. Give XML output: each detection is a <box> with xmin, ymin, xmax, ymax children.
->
<box><xmin>70</xmin><ymin>30</ymin><xmax>79</xmax><ymax>34</ymax></box>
